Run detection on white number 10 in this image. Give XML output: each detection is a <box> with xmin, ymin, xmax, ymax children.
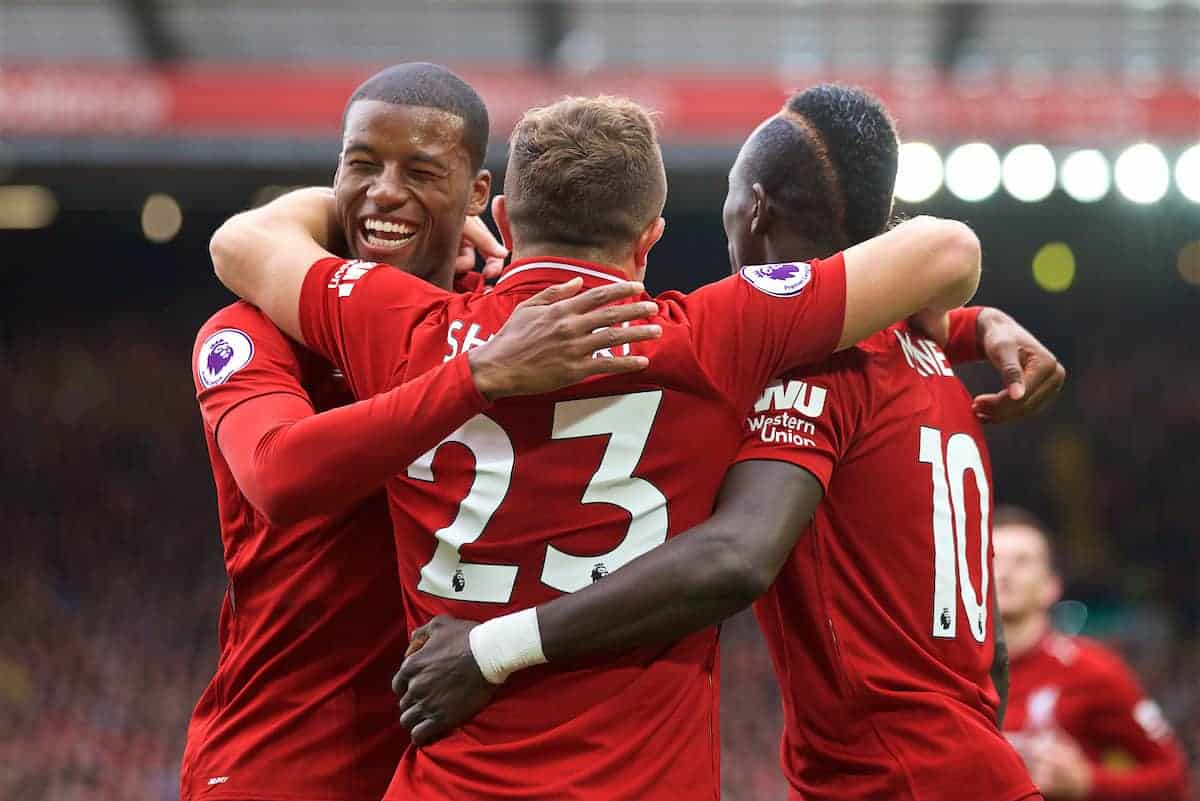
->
<box><xmin>919</xmin><ymin>426</ymin><xmax>990</xmax><ymax>643</ymax></box>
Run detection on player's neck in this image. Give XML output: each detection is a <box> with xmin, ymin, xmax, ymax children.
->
<box><xmin>429</xmin><ymin>260</ymin><xmax>457</xmax><ymax>291</ymax></box>
<box><xmin>510</xmin><ymin>245</ymin><xmax>637</xmax><ymax>278</ymax></box>
<box><xmin>1004</xmin><ymin>613</ymin><xmax>1050</xmax><ymax>659</ymax></box>
<box><xmin>762</xmin><ymin>230</ymin><xmax>839</xmax><ymax>266</ymax></box>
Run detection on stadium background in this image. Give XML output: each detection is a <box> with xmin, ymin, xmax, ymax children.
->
<box><xmin>0</xmin><ymin>1</ymin><xmax>1196</xmax><ymax>799</ymax></box>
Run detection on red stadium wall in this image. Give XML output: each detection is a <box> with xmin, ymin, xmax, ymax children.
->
<box><xmin>2</xmin><ymin>64</ymin><xmax>1198</xmax><ymax>144</ymax></box>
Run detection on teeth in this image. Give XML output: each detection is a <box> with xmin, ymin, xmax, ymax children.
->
<box><xmin>365</xmin><ymin>233</ymin><xmax>413</xmax><ymax>250</ymax></box>
<box><xmin>364</xmin><ymin>218</ymin><xmax>416</xmax><ymax>235</ymax></box>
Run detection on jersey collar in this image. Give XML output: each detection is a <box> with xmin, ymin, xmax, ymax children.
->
<box><xmin>495</xmin><ymin>256</ymin><xmax>630</xmax><ymax>292</ymax></box>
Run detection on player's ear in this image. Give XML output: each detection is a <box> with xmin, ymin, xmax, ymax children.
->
<box><xmin>467</xmin><ymin>169</ymin><xmax>491</xmax><ymax>217</ymax></box>
<box><xmin>492</xmin><ymin>195</ymin><xmax>514</xmax><ymax>252</ymax></box>
<box><xmin>632</xmin><ymin>216</ymin><xmax>666</xmax><ymax>280</ymax></box>
<box><xmin>749</xmin><ymin>182</ymin><xmax>771</xmax><ymax>236</ymax></box>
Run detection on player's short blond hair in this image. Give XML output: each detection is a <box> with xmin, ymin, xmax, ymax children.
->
<box><xmin>504</xmin><ymin>96</ymin><xmax>667</xmax><ymax>252</ymax></box>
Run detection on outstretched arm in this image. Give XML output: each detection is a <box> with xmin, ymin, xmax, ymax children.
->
<box><xmin>211</xmin><ymin>188</ymin><xmax>338</xmax><ymax>343</ymax></box>
<box><xmin>212</xmin><ymin>275</ymin><xmax>671</xmax><ymax>524</ymax></box>
<box><xmin>394</xmin><ymin>460</ymin><xmax>823</xmax><ymax>745</ymax></box>
<box><xmin>838</xmin><ymin>215</ymin><xmax>981</xmax><ymax>351</ymax></box>
<box><xmin>216</xmin><ymin>357</ymin><xmax>487</xmax><ymax>526</ymax></box>
<box><xmin>537</xmin><ymin>461</ymin><xmax>820</xmax><ymax>658</ymax></box>
<box><xmin>211</xmin><ymin>189</ymin><xmax>511</xmax><ymax>342</ymax></box>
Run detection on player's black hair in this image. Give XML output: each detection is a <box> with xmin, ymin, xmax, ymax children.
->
<box><xmin>994</xmin><ymin>504</ymin><xmax>1060</xmax><ymax>574</ymax></box>
<box><xmin>344</xmin><ymin>62</ymin><xmax>489</xmax><ymax>172</ymax></box>
<box><xmin>742</xmin><ymin>84</ymin><xmax>898</xmax><ymax>249</ymax></box>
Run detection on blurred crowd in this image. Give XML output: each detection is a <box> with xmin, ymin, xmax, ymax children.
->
<box><xmin>1</xmin><ymin>312</ymin><xmax>1195</xmax><ymax>801</ymax></box>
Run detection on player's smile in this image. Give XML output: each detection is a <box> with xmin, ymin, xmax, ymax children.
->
<box><xmin>334</xmin><ymin>100</ymin><xmax>489</xmax><ymax>289</ymax></box>
<box><xmin>358</xmin><ymin>214</ymin><xmax>422</xmax><ymax>260</ymax></box>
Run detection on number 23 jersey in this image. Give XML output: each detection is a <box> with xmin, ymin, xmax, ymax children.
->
<box><xmin>735</xmin><ymin>322</ymin><xmax>1036</xmax><ymax>801</ymax></box>
<box><xmin>298</xmin><ymin>255</ymin><xmax>848</xmax><ymax>801</ymax></box>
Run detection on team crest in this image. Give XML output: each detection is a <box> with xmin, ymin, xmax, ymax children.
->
<box><xmin>1027</xmin><ymin>686</ymin><xmax>1060</xmax><ymax>729</ymax></box>
<box><xmin>739</xmin><ymin>262</ymin><xmax>813</xmax><ymax>298</ymax></box>
<box><xmin>197</xmin><ymin>328</ymin><xmax>254</xmax><ymax>388</ymax></box>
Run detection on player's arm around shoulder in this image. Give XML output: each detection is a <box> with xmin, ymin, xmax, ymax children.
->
<box><xmin>393</xmin><ymin>458</ymin><xmax>824</xmax><ymax>746</ymax></box>
<box><xmin>210</xmin><ymin>187</ymin><xmax>340</xmax><ymax>343</ymax></box>
<box><xmin>838</xmin><ymin>215</ymin><xmax>981</xmax><ymax>350</ymax></box>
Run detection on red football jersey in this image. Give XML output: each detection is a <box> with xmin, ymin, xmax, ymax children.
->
<box><xmin>1005</xmin><ymin>632</ymin><xmax>1190</xmax><ymax>801</ymax></box>
<box><xmin>182</xmin><ymin>302</ymin><xmax>408</xmax><ymax>801</ymax></box>
<box><xmin>298</xmin><ymin>255</ymin><xmax>847</xmax><ymax>801</ymax></box>
<box><xmin>735</xmin><ymin>322</ymin><xmax>1037</xmax><ymax>801</ymax></box>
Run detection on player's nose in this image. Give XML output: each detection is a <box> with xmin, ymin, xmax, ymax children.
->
<box><xmin>366</xmin><ymin>166</ymin><xmax>412</xmax><ymax>209</ymax></box>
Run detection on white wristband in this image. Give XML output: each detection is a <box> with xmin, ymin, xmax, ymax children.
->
<box><xmin>469</xmin><ymin>608</ymin><xmax>548</xmax><ymax>685</ymax></box>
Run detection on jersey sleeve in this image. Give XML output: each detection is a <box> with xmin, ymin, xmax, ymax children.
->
<box><xmin>943</xmin><ymin>306</ymin><xmax>985</xmax><ymax>365</ymax></box>
<box><xmin>298</xmin><ymin>257</ymin><xmax>451</xmax><ymax>398</ymax></box>
<box><xmin>216</xmin><ymin>353</ymin><xmax>490</xmax><ymax>525</ymax></box>
<box><xmin>1082</xmin><ymin>654</ymin><xmax>1191</xmax><ymax>801</ymax></box>
<box><xmin>731</xmin><ymin>358</ymin><xmax>866</xmax><ymax>492</ymax></box>
<box><xmin>193</xmin><ymin>303</ymin><xmax>311</xmax><ymax>436</ymax></box>
<box><xmin>686</xmin><ymin>252</ymin><xmax>847</xmax><ymax>414</ymax></box>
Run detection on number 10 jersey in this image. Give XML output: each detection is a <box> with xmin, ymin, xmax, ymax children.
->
<box><xmin>735</xmin><ymin>322</ymin><xmax>1037</xmax><ymax>801</ymax></box>
<box><xmin>297</xmin><ymin>255</ymin><xmax>848</xmax><ymax>801</ymax></box>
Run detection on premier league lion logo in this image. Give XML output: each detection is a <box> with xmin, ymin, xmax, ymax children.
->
<box><xmin>759</xmin><ymin>263</ymin><xmax>800</xmax><ymax>281</ymax></box>
<box><xmin>739</xmin><ymin>261</ymin><xmax>813</xmax><ymax>297</ymax></box>
<box><xmin>206</xmin><ymin>338</ymin><xmax>235</xmax><ymax>378</ymax></box>
<box><xmin>197</xmin><ymin>328</ymin><xmax>254</xmax><ymax>388</ymax></box>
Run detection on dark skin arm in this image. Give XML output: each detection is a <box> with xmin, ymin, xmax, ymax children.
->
<box><xmin>393</xmin><ymin>461</ymin><xmax>823</xmax><ymax>745</ymax></box>
<box><xmin>990</xmin><ymin>585</ymin><xmax>1009</xmax><ymax>728</ymax></box>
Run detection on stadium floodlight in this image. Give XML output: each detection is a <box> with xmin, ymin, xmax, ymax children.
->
<box><xmin>894</xmin><ymin>142</ymin><xmax>943</xmax><ymax>203</ymax></box>
<box><xmin>1002</xmin><ymin>144</ymin><xmax>1056</xmax><ymax>202</ymax></box>
<box><xmin>0</xmin><ymin>185</ymin><xmax>57</xmax><ymax>229</ymax></box>
<box><xmin>1059</xmin><ymin>149</ymin><xmax>1111</xmax><ymax>203</ymax></box>
<box><xmin>142</xmin><ymin>193</ymin><xmax>183</xmax><ymax>243</ymax></box>
<box><xmin>1114</xmin><ymin>143</ymin><xmax>1170</xmax><ymax>204</ymax></box>
<box><xmin>1032</xmin><ymin>242</ymin><xmax>1076</xmax><ymax>293</ymax></box>
<box><xmin>944</xmin><ymin>143</ymin><xmax>1002</xmax><ymax>202</ymax></box>
<box><xmin>1175</xmin><ymin>144</ymin><xmax>1200</xmax><ymax>203</ymax></box>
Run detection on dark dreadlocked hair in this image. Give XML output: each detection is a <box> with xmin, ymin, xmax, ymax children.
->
<box><xmin>740</xmin><ymin>84</ymin><xmax>899</xmax><ymax>249</ymax></box>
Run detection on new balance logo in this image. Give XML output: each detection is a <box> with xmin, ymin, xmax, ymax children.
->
<box><xmin>753</xmin><ymin>379</ymin><xmax>827</xmax><ymax>417</ymax></box>
<box><xmin>326</xmin><ymin>260</ymin><xmax>379</xmax><ymax>298</ymax></box>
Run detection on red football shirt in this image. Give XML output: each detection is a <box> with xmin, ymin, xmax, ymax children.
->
<box><xmin>735</xmin><ymin>322</ymin><xmax>1037</xmax><ymax>801</ymax></box>
<box><xmin>182</xmin><ymin>302</ymin><xmax>408</xmax><ymax>801</ymax></box>
<box><xmin>1005</xmin><ymin>632</ymin><xmax>1190</xmax><ymax>801</ymax></box>
<box><xmin>298</xmin><ymin>255</ymin><xmax>847</xmax><ymax>801</ymax></box>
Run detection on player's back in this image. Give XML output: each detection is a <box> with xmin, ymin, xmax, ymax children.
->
<box><xmin>741</xmin><ymin>322</ymin><xmax>1035</xmax><ymax>801</ymax></box>
<box><xmin>183</xmin><ymin>303</ymin><xmax>407</xmax><ymax>801</ymax></box>
<box><xmin>369</xmin><ymin>257</ymin><xmax>846</xmax><ymax>801</ymax></box>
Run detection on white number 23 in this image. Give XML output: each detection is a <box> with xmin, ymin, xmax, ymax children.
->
<box><xmin>406</xmin><ymin>391</ymin><xmax>668</xmax><ymax>603</ymax></box>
